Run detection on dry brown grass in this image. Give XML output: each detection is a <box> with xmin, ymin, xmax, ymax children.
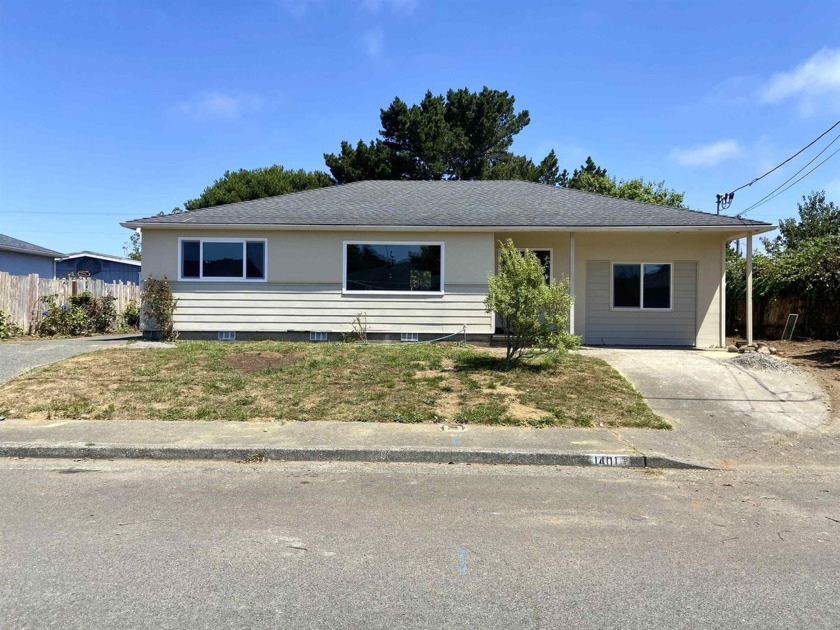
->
<box><xmin>0</xmin><ymin>341</ymin><xmax>667</xmax><ymax>428</ymax></box>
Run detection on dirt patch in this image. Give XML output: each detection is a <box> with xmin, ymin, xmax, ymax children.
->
<box><xmin>731</xmin><ymin>338</ymin><xmax>840</xmax><ymax>418</ymax></box>
<box><xmin>482</xmin><ymin>384</ymin><xmax>519</xmax><ymax>396</ymax></box>
<box><xmin>504</xmin><ymin>398</ymin><xmax>550</xmax><ymax>421</ymax></box>
<box><xmin>774</xmin><ymin>340</ymin><xmax>840</xmax><ymax>418</ymax></box>
<box><xmin>225</xmin><ymin>351</ymin><xmax>301</xmax><ymax>373</ymax></box>
<box><xmin>434</xmin><ymin>387</ymin><xmax>461</xmax><ymax>421</ymax></box>
<box><xmin>413</xmin><ymin>370</ymin><xmax>443</xmax><ymax>380</ymax></box>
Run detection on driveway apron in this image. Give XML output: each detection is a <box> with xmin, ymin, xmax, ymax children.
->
<box><xmin>587</xmin><ymin>347</ymin><xmax>835</xmax><ymax>467</ymax></box>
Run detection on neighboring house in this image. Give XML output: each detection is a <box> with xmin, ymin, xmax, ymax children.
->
<box><xmin>56</xmin><ymin>251</ymin><xmax>141</xmax><ymax>284</ymax></box>
<box><xmin>0</xmin><ymin>233</ymin><xmax>62</xmax><ymax>277</ymax></box>
<box><xmin>122</xmin><ymin>180</ymin><xmax>773</xmax><ymax>347</ymax></box>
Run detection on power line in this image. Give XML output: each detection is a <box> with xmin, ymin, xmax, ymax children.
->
<box><xmin>729</xmin><ymin>118</ymin><xmax>840</xmax><ymax>195</ymax></box>
<box><xmin>737</xmin><ymin>130</ymin><xmax>840</xmax><ymax>216</ymax></box>
<box><xmin>738</xmin><ymin>142</ymin><xmax>840</xmax><ymax>217</ymax></box>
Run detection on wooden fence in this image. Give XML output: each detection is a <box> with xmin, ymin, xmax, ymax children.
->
<box><xmin>728</xmin><ymin>293</ymin><xmax>839</xmax><ymax>340</ymax></box>
<box><xmin>0</xmin><ymin>271</ymin><xmax>140</xmax><ymax>334</ymax></box>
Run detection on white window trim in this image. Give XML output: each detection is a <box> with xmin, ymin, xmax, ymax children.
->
<box><xmin>342</xmin><ymin>240</ymin><xmax>445</xmax><ymax>296</ymax></box>
<box><xmin>178</xmin><ymin>237</ymin><xmax>268</xmax><ymax>283</ymax></box>
<box><xmin>517</xmin><ymin>247</ymin><xmax>553</xmax><ymax>282</ymax></box>
<box><xmin>610</xmin><ymin>261</ymin><xmax>674</xmax><ymax>312</ymax></box>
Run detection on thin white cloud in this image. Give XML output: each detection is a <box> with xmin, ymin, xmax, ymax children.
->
<box><xmin>276</xmin><ymin>0</ymin><xmax>322</xmax><ymax>19</ymax></box>
<box><xmin>361</xmin><ymin>0</ymin><xmax>417</xmax><ymax>13</ymax></box>
<box><xmin>760</xmin><ymin>48</ymin><xmax>840</xmax><ymax>112</ymax></box>
<box><xmin>670</xmin><ymin>140</ymin><xmax>742</xmax><ymax>167</ymax></box>
<box><xmin>176</xmin><ymin>92</ymin><xmax>261</xmax><ymax>121</ymax></box>
<box><xmin>362</xmin><ymin>29</ymin><xmax>384</xmax><ymax>58</ymax></box>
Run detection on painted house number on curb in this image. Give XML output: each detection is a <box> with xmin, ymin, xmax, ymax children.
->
<box><xmin>589</xmin><ymin>454</ymin><xmax>630</xmax><ymax>467</ymax></box>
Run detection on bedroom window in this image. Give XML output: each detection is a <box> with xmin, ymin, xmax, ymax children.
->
<box><xmin>343</xmin><ymin>242</ymin><xmax>443</xmax><ymax>294</ymax></box>
<box><xmin>612</xmin><ymin>263</ymin><xmax>672</xmax><ymax>310</ymax></box>
<box><xmin>179</xmin><ymin>238</ymin><xmax>267</xmax><ymax>281</ymax></box>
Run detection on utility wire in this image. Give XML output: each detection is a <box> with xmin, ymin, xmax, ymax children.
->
<box><xmin>738</xmin><ymin>142</ymin><xmax>840</xmax><ymax>217</ymax></box>
<box><xmin>737</xmin><ymin>130</ymin><xmax>840</xmax><ymax>216</ymax></box>
<box><xmin>728</xmin><ymin>118</ymin><xmax>840</xmax><ymax>195</ymax></box>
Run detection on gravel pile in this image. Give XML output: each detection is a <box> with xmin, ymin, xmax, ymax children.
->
<box><xmin>730</xmin><ymin>352</ymin><xmax>800</xmax><ymax>374</ymax></box>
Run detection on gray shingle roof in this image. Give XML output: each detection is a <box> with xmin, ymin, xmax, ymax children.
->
<box><xmin>122</xmin><ymin>180</ymin><xmax>771</xmax><ymax>229</ymax></box>
<box><xmin>0</xmin><ymin>233</ymin><xmax>63</xmax><ymax>257</ymax></box>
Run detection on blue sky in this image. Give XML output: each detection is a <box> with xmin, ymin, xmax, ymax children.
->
<box><xmin>2</xmin><ymin>0</ymin><xmax>839</xmax><ymax>255</ymax></box>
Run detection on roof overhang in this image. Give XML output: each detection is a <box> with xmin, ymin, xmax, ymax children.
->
<box><xmin>121</xmin><ymin>222</ymin><xmax>774</xmax><ymax>235</ymax></box>
<box><xmin>0</xmin><ymin>245</ymin><xmax>63</xmax><ymax>258</ymax></box>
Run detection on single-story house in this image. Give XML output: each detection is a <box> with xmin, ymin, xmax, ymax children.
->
<box><xmin>56</xmin><ymin>251</ymin><xmax>141</xmax><ymax>284</ymax></box>
<box><xmin>0</xmin><ymin>233</ymin><xmax>63</xmax><ymax>278</ymax></box>
<box><xmin>122</xmin><ymin>180</ymin><xmax>773</xmax><ymax>347</ymax></box>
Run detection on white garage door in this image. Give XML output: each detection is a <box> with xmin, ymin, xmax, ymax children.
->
<box><xmin>584</xmin><ymin>260</ymin><xmax>697</xmax><ymax>346</ymax></box>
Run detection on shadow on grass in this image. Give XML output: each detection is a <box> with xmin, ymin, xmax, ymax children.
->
<box><xmin>454</xmin><ymin>352</ymin><xmax>559</xmax><ymax>374</ymax></box>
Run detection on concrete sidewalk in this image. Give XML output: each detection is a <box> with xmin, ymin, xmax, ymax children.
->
<box><xmin>0</xmin><ymin>419</ymin><xmax>698</xmax><ymax>469</ymax></box>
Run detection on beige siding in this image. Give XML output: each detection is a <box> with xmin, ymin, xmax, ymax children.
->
<box><xmin>170</xmin><ymin>283</ymin><xmax>491</xmax><ymax>333</ymax></box>
<box><xmin>142</xmin><ymin>229</ymin><xmax>495</xmax><ymax>334</ymax></box>
<box><xmin>572</xmin><ymin>232</ymin><xmax>728</xmax><ymax>347</ymax></box>
<box><xmin>584</xmin><ymin>261</ymin><xmax>697</xmax><ymax>346</ymax></box>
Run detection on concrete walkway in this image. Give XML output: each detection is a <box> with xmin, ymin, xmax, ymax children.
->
<box><xmin>587</xmin><ymin>347</ymin><xmax>837</xmax><ymax>468</ymax></box>
<box><xmin>0</xmin><ymin>335</ymin><xmax>139</xmax><ymax>384</ymax></box>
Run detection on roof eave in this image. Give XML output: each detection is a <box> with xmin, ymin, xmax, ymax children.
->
<box><xmin>122</xmin><ymin>221</ymin><xmax>773</xmax><ymax>234</ymax></box>
<box><xmin>0</xmin><ymin>245</ymin><xmax>64</xmax><ymax>258</ymax></box>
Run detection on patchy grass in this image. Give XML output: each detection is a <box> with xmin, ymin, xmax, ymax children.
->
<box><xmin>0</xmin><ymin>341</ymin><xmax>668</xmax><ymax>428</ymax></box>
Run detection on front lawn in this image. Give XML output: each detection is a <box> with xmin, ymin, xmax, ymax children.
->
<box><xmin>0</xmin><ymin>342</ymin><xmax>668</xmax><ymax>428</ymax></box>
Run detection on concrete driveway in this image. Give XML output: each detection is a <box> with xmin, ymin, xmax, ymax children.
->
<box><xmin>590</xmin><ymin>348</ymin><xmax>837</xmax><ymax>468</ymax></box>
<box><xmin>0</xmin><ymin>335</ymin><xmax>139</xmax><ymax>385</ymax></box>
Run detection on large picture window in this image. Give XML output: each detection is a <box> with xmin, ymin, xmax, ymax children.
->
<box><xmin>179</xmin><ymin>238</ymin><xmax>267</xmax><ymax>281</ymax></box>
<box><xmin>344</xmin><ymin>242</ymin><xmax>443</xmax><ymax>293</ymax></box>
<box><xmin>612</xmin><ymin>263</ymin><xmax>671</xmax><ymax>310</ymax></box>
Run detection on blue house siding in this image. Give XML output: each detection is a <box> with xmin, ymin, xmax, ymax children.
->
<box><xmin>55</xmin><ymin>256</ymin><xmax>140</xmax><ymax>284</ymax></box>
<box><xmin>0</xmin><ymin>250</ymin><xmax>55</xmax><ymax>277</ymax></box>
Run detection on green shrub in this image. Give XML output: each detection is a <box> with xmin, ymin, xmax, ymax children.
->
<box><xmin>36</xmin><ymin>292</ymin><xmax>118</xmax><ymax>337</ymax></box>
<box><xmin>123</xmin><ymin>301</ymin><xmax>141</xmax><ymax>329</ymax></box>
<box><xmin>0</xmin><ymin>309</ymin><xmax>23</xmax><ymax>339</ymax></box>
<box><xmin>38</xmin><ymin>295</ymin><xmax>89</xmax><ymax>336</ymax></box>
<box><xmin>141</xmin><ymin>276</ymin><xmax>178</xmax><ymax>341</ymax></box>
<box><xmin>485</xmin><ymin>239</ymin><xmax>579</xmax><ymax>367</ymax></box>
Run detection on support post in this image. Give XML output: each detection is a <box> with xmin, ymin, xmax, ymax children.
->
<box><xmin>746</xmin><ymin>233</ymin><xmax>753</xmax><ymax>346</ymax></box>
<box><xmin>569</xmin><ymin>232</ymin><xmax>576</xmax><ymax>335</ymax></box>
<box><xmin>721</xmin><ymin>239</ymin><xmax>727</xmax><ymax>348</ymax></box>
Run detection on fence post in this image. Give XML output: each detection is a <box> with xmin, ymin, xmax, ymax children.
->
<box><xmin>27</xmin><ymin>274</ymin><xmax>39</xmax><ymax>334</ymax></box>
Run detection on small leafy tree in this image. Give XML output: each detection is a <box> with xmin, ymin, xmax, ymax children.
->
<box><xmin>486</xmin><ymin>240</ymin><xmax>579</xmax><ymax>367</ymax></box>
<box><xmin>140</xmin><ymin>276</ymin><xmax>178</xmax><ymax>341</ymax></box>
<box><xmin>123</xmin><ymin>230</ymin><xmax>142</xmax><ymax>261</ymax></box>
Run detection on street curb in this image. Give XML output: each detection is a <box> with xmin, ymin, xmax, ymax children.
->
<box><xmin>0</xmin><ymin>444</ymin><xmax>708</xmax><ymax>469</ymax></box>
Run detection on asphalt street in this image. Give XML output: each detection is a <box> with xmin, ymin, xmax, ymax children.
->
<box><xmin>2</xmin><ymin>458</ymin><xmax>839</xmax><ymax>629</ymax></box>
